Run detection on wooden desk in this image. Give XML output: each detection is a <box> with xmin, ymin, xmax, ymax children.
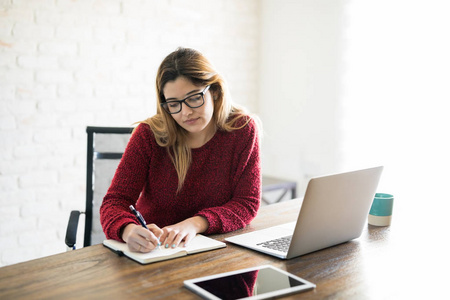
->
<box><xmin>0</xmin><ymin>199</ymin><xmax>447</xmax><ymax>299</ymax></box>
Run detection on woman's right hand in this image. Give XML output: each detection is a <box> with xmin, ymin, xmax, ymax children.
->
<box><xmin>121</xmin><ymin>223</ymin><xmax>163</xmax><ymax>253</ymax></box>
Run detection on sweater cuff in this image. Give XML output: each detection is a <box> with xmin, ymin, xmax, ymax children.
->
<box><xmin>195</xmin><ymin>211</ymin><xmax>220</xmax><ymax>235</ymax></box>
<box><xmin>112</xmin><ymin>218</ymin><xmax>139</xmax><ymax>242</ymax></box>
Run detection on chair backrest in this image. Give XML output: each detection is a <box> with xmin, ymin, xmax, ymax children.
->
<box><xmin>84</xmin><ymin>126</ymin><xmax>134</xmax><ymax>247</ymax></box>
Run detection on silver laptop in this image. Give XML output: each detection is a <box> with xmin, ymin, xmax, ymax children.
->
<box><xmin>226</xmin><ymin>166</ymin><xmax>383</xmax><ymax>259</ymax></box>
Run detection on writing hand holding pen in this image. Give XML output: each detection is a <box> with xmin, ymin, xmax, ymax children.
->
<box><xmin>122</xmin><ymin>205</ymin><xmax>163</xmax><ymax>253</ymax></box>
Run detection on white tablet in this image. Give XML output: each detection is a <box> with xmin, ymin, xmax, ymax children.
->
<box><xmin>184</xmin><ymin>265</ymin><xmax>316</xmax><ymax>300</ymax></box>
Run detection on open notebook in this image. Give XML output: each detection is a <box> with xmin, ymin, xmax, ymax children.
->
<box><xmin>103</xmin><ymin>234</ymin><xmax>226</xmax><ymax>264</ymax></box>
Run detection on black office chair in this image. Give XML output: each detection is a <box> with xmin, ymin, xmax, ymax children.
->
<box><xmin>65</xmin><ymin>126</ymin><xmax>134</xmax><ymax>250</ymax></box>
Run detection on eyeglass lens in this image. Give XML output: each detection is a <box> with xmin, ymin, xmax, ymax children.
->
<box><xmin>163</xmin><ymin>93</ymin><xmax>204</xmax><ymax>114</ymax></box>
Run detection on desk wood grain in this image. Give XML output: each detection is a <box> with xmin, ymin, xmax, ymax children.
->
<box><xmin>0</xmin><ymin>199</ymin><xmax>446</xmax><ymax>299</ymax></box>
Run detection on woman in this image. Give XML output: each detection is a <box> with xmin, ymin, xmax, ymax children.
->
<box><xmin>100</xmin><ymin>47</ymin><xmax>261</xmax><ymax>253</ymax></box>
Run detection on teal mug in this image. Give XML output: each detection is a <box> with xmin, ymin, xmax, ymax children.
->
<box><xmin>368</xmin><ymin>193</ymin><xmax>394</xmax><ymax>226</ymax></box>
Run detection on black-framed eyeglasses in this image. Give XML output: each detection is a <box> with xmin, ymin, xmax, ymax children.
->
<box><xmin>160</xmin><ymin>85</ymin><xmax>211</xmax><ymax>114</ymax></box>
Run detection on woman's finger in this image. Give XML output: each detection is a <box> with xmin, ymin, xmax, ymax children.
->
<box><xmin>147</xmin><ymin>224</ymin><xmax>164</xmax><ymax>241</ymax></box>
<box><xmin>162</xmin><ymin>229</ymin><xmax>179</xmax><ymax>249</ymax></box>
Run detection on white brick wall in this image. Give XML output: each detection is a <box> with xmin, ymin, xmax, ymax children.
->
<box><xmin>0</xmin><ymin>0</ymin><xmax>260</xmax><ymax>266</ymax></box>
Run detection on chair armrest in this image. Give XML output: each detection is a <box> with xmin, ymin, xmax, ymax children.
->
<box><xmin>65</xmin><ymin>211</ymin><xmax>82</xmax><ymax>249</ymax></box>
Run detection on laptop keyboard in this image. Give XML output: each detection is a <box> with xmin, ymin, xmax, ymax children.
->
<box><xmin>256</xmin><ymin>235</ymin><xmax>292</xmax><ymax>253</ymax></box>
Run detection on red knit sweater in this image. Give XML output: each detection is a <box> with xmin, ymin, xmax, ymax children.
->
<box><xmin>100</xmin><ymin>118</ymin><xmax>261</xmax><ymax>241</ymax></box>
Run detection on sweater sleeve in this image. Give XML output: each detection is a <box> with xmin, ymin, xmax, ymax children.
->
<box><xmin>99</xmin><ymin>123</ymin><xmax>152</xmax><ymax>241</ymax></box>
<box><xmin>196</xmin><ymin>118</ymin><xmax>262</xmax><ymax>234</ymax></box>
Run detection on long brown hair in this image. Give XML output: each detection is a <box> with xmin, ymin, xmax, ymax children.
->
<box><xmin>141</xmin><ymin>47</ymin><xmax>252</xmax><ymax>191</ymax></box>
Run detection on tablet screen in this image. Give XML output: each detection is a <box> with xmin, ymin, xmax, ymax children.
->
<box><xmin>184</xmin><ymin>265</ymin><xmax>315</xmax><ymax>300</ymax></box>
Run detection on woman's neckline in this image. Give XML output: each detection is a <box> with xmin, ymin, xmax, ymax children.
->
<box><xmin>190</xmin><ymin>128</ymin><xmax>220</xmax><ymax>151</ymax></box>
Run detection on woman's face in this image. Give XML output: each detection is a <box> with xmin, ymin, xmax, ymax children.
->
<box><xmin>163</xmin><ymin>76</ymin><xmax>215</xmax><ymax>140</ymax></box>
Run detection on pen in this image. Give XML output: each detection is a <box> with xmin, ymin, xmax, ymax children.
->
<box><xmin>129</xmin><ymin>205</ymin><xmax>161</xmax><ymax>248</ymax></box>
<box><xmin>129</xmin><ymin>205</ymin><xmax>149</xmax><ymax>229</ymax></box>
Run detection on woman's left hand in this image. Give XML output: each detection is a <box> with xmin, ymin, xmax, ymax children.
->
<box><xmin>160</xmin><ymin>216</ymin><xmax>209</xmax><ymax>249</ymax></box>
